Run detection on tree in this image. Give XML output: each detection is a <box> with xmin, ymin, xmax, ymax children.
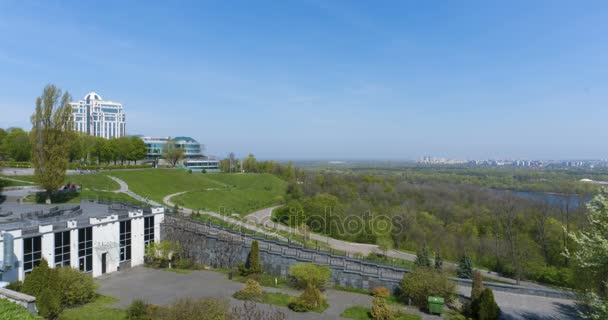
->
<box><xmin>457</xmin><ymin>255</ymin><xmax>474</xmax><ymax>279</ymax></box>
<box><xmin>92</xmin><ymin>137</ymin><xmax>112</xmax><ymax>164</ymax></box>
<box><xmin>471</xmin><ymin>270</ymin><xmax>484</xmax><ymax>301</ymax></box>
<box><xmin>472</xmin><ymin>288</ymin><xmax>500</xmax><ymax>320</ymax></box>
<box><xmin>116</xmin><ymin>136</ymin><xmax>132</xmax><ymax>165</ymax></box>
<box><xmin>2</xmin><ymin>128</ymin><xmax>31</xmax><ymax>161</ymax></box>
<box><xmin>162</xmin><ymin>140</ymin><xmax>184</xmax><ymax>167</ymax></box>
<box><xmin>434</xmin><ymin>252</ymin><xmax>444</xmax><ymax>271</ymax></box>
<box><xmin>568</xmin><ymin>190</ymin><xmax>608</xmax><ymax>319</ymax></box>
<box><xmin>414</xmin><ymin>246</ymin><xmax>432</xmax><ymax>268</ymax></box>
<box><xmin>22</xmin><ymin>259</ymin><xmax>53</xmax><ymax>298</ymax></box>
<box><xmin>245</xmin><ymin>240</ymin><xmax>262</xmax><ymax>275</ymax></box>
<box><xmin>30</xmin><ymin>85</ymin><xmax>73</xmax><ymax>203</ymax></box>
<box><xmin>243</xmin><ymin>154</ymin><xmax>257</xmax><ymax>172</ymax></box>
<box><xmin>0</xmin><ymin>127</ymin><xmax>6</xmax><ymax>160</ymax></box>
<box><xmin>128</xmin><ymin>136</ymin><xmax>146</xmax><ymax>164</ymax></box>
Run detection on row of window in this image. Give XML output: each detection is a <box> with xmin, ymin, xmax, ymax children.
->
<box><xmin>23</xmin><ymin>216</ymin><xmax>155</xmax><ymax>274</ymax></box>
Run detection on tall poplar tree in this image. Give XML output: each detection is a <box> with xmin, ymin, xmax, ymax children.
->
<box><xmin>30</xmin><ymin>84</ymin><xmax>73</xmax><ymax>203</ymax></box>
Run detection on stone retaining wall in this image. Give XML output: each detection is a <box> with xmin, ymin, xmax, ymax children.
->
<box><xmin>161</xmin><ymin>215</ymin><xmax>575</xmax><ymax>300</ymax></box>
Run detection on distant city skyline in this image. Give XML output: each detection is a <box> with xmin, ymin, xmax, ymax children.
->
<box><xmin>0</xmin><ymin>0</ymin><xmax>606</xmax><ymax>160</ymax></box>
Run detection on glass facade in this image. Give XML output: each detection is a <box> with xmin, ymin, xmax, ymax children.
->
<box><xmin>23</xmin><ymin>236</ymin><xmax>42</xmax><ymax>274</ymax></box>
<box><xmin>144</xmin><ymin>216</ymin><xmax>155</xmax><ymax>247</ymax></box>
<box><xmin>120</xmin><ymin>220</ymin><xmax>132</xmax><ymax>261</ymax></box>
<box><xmin>78</xmin><ymin>227</ymin><xmax>93</xmax><ymax>272</ymax></box>
<box><xmin>54</xmin><ymin>231</ymin><xmax>71</xmax><ymax>267</ymax></box>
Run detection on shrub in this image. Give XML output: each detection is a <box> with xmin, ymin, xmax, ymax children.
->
<box><xmin>55</xmin><ymin>267</ymin><xmax>97</xmax><ymax>307</ymax></box>
<box><xmin>399</xmin><ymin>268</ymin><xmax>456</xmax><ymax>309</ymax></box>
<box><xmin>472</xmin><ymin>288</ymin><xmax>500</xmax><ymax>320</ymax></box>
<box><xmin>471</xmin><ymin>271</ymin><xmax>484</xmax><ymax>301</ymax></box>
<box><xmin>5</xmin><ymin>280</ymin><xmax>23</xmax><ymax>292</ymax></box>
<box><xmin>370</xmin><ymin>296</ymin><xmax>394</xmax><ymax>320</ymax></box>
<box><xmin>288</xmin><ymin>263</ymin><xmax>331</xmax><ymax>289</ymax></box>
<box><xmin>457</xmin><ymin>255</ymin><xmax>474</xmax><ymax>279</ymax></box>
<box><xmin>231</xmin><ymin>301</ymin><xmax>287</xmax><ymax>320</ymax></box>
<box><xmin>149</xmin><ymin>297</ymin><xmax>231</xmax><ymax>320</ymax></box>
<box><xmin>371</xmin><ymin>286</ymin><xmax>390</xmax><ymax>298</ymax></box>
<box><xmin>22</xmin><ymin>259</ymin><xmax>54</xmax><ymax>298</ymax></box>
<box><xmin>145</xmin><ymin>240</ymin><xmax>182</xmax><ymax>268</ymax></box>
<box><xmin>434</xmin><ymin>253</ymin><xmax>443</xmax><ymax>271</ymax></box>
<box><xmin>233</xmin><ymin>279</ymin><xmax>264</xmax><ymax>301</ymax></box>
<box><xmin>288</xmin><ymin>284</ymin><xmax>326</xmax><ymax>312</ymax></box>
<box><xmin>37</xmin><ymin>287</ymin><xmax>62</xmax><ymax>320</ymax></box>
<box><xmin>126</xmin><ymin>299</ymin><xmax>148</xmax><ymax>320</ymax></box>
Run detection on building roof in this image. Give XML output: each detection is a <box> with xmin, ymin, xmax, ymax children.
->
<box><xmin>84</xmin><ymin>92</ymin><xmax>102</xmax><ymax>101</ymax></box>
<box><xmin>0</xmin><ymin>201</ymin><xmax>162</xmax><ymax>234</ymax></box>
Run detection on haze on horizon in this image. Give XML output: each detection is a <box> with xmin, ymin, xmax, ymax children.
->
<box><xmin>0</xmin><ymin>0</ymin><xmax>606</xmax><ymax>161</ymax></box>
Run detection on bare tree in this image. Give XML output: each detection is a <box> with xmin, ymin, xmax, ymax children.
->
<box><xmin>232</xmin><ymin>301</ymin><xmax>286</xmax><ymax>320</ymax></box>
<box><xmin>229</xmin><ymin>152</ymin><xmax>236</xmax><ymax>173</ymax></box>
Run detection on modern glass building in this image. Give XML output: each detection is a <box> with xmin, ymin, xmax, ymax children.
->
<box><xmin>139</xmin><ymin>136</ymin><xmax>219</xmax><ymax>171</ymax></box>
<box><xmin>70</xmin><ymin>92</ymin><xmax>126</xmax><ymax>139</ymax></box>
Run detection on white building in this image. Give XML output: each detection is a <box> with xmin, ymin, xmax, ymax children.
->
<box><xmin>0</xmin><ymin>202</ymin><xmax>164</xmax><ymax>282</ymax></box>
<box><xmin>70</xmin><ymin>92</ymin><xmax>126</xmax><ymax>139</ymax></box>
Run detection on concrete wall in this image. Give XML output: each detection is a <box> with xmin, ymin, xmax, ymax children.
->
<box><xmin>162</xmin><ymin>215</ymin><xmax>576</xmax><ymax>300</ymax></box>
<box><xmin>0</xmin><ymin>287</ymin><xmax>37</xmax><ymax>313</ymax></box>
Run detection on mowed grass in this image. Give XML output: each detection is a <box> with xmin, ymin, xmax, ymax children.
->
<box><xmin>173</xmin><ymin>174</ymin><xmax>287</xmax><ymax>216</ymax></box>
<box><xmin>109</xmin><ymin>169</ymin><xmax>227</xmax><ymax>203</ymax></box>
<box><xmin>0</xmin><ymin>174</ymin><xmax>120</xmax><ymax>191</ymax></box>
<box><xmin>58</xmin><ymin>295</ymin><xmax>125</xmax><ymax>320</ymax></box>
<box><xmin>110</xmin><ymin>170</ymin><xmax>287</xmax><ymax>215</ymax></box>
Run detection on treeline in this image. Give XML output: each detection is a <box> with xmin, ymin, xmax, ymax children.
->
<box><xmin>341</xmin><ymin>166</ymin><xmax>599</xmax><ymax>195</ymax></box>
<box><xmin>0</xmin><ymin>127</ymin><xmax>147</xmax><ymax>165</ymax></box>
<box><xmin>274</xmin><ymin>170</ymin><xmax>588</xmax><ymax>287</ymax></box>
<box><xmin>218</xmin><ymin>153</ymin><xmax>298</xmax><ymax>181</ymax></box>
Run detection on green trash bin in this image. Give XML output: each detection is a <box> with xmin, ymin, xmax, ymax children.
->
<box><xmin>428</xmin><ymin>296</ymin><xmax>445</xmax><ymax>315</ymax></box>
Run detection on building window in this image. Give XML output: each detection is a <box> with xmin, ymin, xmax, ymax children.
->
<box><xmin>24</xmin><ymin>236</ymin><xmax>42</xmax><ymax>274</ymax></box>
<box><xmin>144</xmin><ymin>216</ymin><xmax>155</xmax><ymax>247</ymax></box>
<box><xmin>78</xmin><ymin>227</ymin><xmax>93</xmax><ymax>272</ymax></box>
<box><xmin>120</xmin><ymin>220</ymin><xmax>131</xmax><ymax>261</ymax></box>
<box><xmin>54</xmin><ymin>231</ymin><xmax>71</xmax><ymax>267</ymax></box>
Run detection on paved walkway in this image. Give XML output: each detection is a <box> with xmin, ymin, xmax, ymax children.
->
<box><xmin>98</xmin><ymin>267</ymin><xmax>436</xmax><ymax>320</ymax></box>
<box><xmin>98</xmin><ymin>267</ymin><xmax>577</xmax><ymax>320</ymax></box>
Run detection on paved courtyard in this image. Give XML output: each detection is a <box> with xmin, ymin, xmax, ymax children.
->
<box><xmin>97</xmin><ymin>267</ymin><xmax>578</xmax><ymax>320</ymax></box>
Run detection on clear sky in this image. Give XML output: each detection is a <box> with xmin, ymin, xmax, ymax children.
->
<box><xmin>0</xmin><ymin>0</ymin><xmax>606</xmax><ymax>160</ymax></box>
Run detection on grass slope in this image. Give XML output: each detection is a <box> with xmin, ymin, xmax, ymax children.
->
<box><xmin>0</xmin><ymin>174</ymin><xmax>120</xmax><ymax>191</ymax></box>
<box><xmin>174</xmin><ymin>173</ymin><xmax>286</xmax><ymax>216</ymax></box>
<box><xmin>110</xmin><ymin>169</ymin><xmax>226</xmax><ymax>203</ymax></box>
<box><xmin>0</xmin><ymin>299</ymin><xmax>43</xmax><ymax>320</ymax></box>
<box><xmin>111</xmin><ymin>170</ymin><xmax>287</xmax><ymax>215</ymax></box>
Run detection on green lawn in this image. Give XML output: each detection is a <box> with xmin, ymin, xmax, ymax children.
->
<box><xmin>173</xmin><ymin>188</ymin><xmax>284</xmax><ymax>216</ymax></box>
<box><xmin>24</xmin><ymin>190</ymin><xmax>145</xmax><ymax>205</ymax></box>
<box><xmin>0</xmin><ymin>174</ymin><xmax>120</xmax><ymax>191</ymax></box>
<box><xmin>111</xmin><ymin>170</ymin><xmax>287</xmax><ymax>215</ymax></box>
<box><xmin>109</xmin><ymin>169</ymin><xmax>229</xmax><ymax>203</ymax></box>
<box><xmin>59</xmin><ymin>295</ymin><xmax>125</xmax><ymax>320</ymax></box>
<box><xmin>0</xmin><ymin>298</ymin><xmax>43</xmax><ymax>320</ymax></box>
<box><xmin>340</xmin><ymin>306</ymin><xmax>421</xmax><ymax>320</ymax></box>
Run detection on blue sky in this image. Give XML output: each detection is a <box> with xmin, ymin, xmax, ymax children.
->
<box><xmin>0</xmin><ymin>0</ymin><xmax>606</xmax><ymax>160</ymax></box>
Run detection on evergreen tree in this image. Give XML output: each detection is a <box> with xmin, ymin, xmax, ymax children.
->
<box><xmin>434</xmin><ymin>252</ymin><xmax>443</xmax><ymax>271</ymax></box>
<box><xmin>30</xmin><ymin>84</ymin><xmax>73</xmax><ymax>203</ymax></box>
<box><xmin>457</xmin><ymin>255</ymin><xmax>474</xmax><ymax>279</ymax></box>
<box><xmin>414</xmin><ymin>246</ymin><xmax>432</xmax><ymax>268</ymax></box>
<box><xmin>246</xmin><ymin>240</ymin><xmax>262</xmax><ymax>274</ymax></box>
<box><xmin>473</xmin><ymin>288</ymin><xmax>500</xmax><ymax>320</ymax></box>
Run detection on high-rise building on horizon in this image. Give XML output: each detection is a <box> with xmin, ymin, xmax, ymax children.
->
<box><xmin>70</xmin><ymin>92</ymin><xmax>126</xmax><ymax>139</ymax></box>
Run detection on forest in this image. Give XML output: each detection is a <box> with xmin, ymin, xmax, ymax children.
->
<box><xmin>273</xmin><ymin>168</ymin><xmax>595</xmax><ymax>288</ymax></box>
